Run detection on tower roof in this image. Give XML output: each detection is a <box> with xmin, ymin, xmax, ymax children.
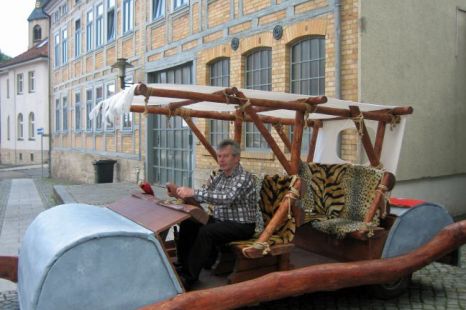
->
<box><xmin>27</xmin><ymin>0</ymin><xmax>50</xmax><ymax>21</ymax></box>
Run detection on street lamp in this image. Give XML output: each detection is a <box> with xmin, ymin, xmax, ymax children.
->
<box><xmin>111</xmin><ymin>58</ymin><xmax>133</xmax><ymax>89</ymax></box>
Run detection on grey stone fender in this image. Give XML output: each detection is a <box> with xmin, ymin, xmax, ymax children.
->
<box><xmin>382</xmin><ymin>203</ymin><xmax>454</xmax><ymax>260</ymax></box>
<box><xmin>18</xmin><ymin>204</ymin><xmax>183</xmax><ymax>310</ymax></box>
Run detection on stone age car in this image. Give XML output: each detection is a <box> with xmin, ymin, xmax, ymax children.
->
<box><xmin>0</xmin><ymin>83</ymin><xmax>464</xmax><ymax>310</ymax></box>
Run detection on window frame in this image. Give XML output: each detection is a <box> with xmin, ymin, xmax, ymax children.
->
<box><xmin>17</xmin><ymin>113</ymin><xmax>24</xmax><ymax>140</ymax></box>
<box><xmin>152</xmin><ymin>0</ymin><xmax>165</xmax><ymax>20</ymax></box>
<box><xmin>28</xmin><ymin>71</ymin><xmax>35</xmax><ymax>93</ymax></box>
<box><xmin>29</xmin><ymin>112</ymin><xmax>35</xmax><ymax>140</ymax></box>
<box><xmin>95</xmin><ymin>85</ymin><xmax>104</xmax><ymax>132</ymax></box>
<box><xmin>106</xmin><ymin>0</ymin><xmax>116</xmax><ymax>42</ymax></box>
<box><xmin>86</xmin><ymin>88</ymin><xmax>94</xmax><ymax>132</ymax></box>
<box><xmin>16</xmin><ymin>73</ymin><xmax>24</xmax><ymax>95</ymax></box>
<box><xmin>95</xmin><ymin>2</ymin><xmax>104</xmax><ymax>48</ymax></box>
<box><xmin>75</xmin><ymin>91</ymin><xmax>82</xmax><ymax>132</ymax></box>
<box><xmin>54</xmin><ymin>32</ymin><xmax>61</xmax><ymax>67</ymax></box>
<box><xmin>74</xmin><ymin>18</ymin><xmax>82</xmax><ymax>57</ymax></box>
<box><xmin>61</xmin><ymin>28</ymin><xmax>68</xmax><ymax>64</ymax></box>
<box><xmin>55</xmin><ymin>98</ymin><xmax>61</xmax><ymax>133</ymax></box>
<box><xmin>244</xmin><ymin>48</ymin><xmax>272</xmax><ymax>150</ymax></box>
<box><xmin>121</xmin><ymin>76</ymin><xmax>134</xmax><ymax>131</ymax></box>
<box><xmin>208</xmin><ymin>58</ymin><xmax>230</xmax><ymax>145</ymax></box>
<box><xmin>105</xmin><ymin>82</ymin><xmax>116</xmax><ymax>131</ymax></box>
<box><xmin>7</xmin><ymin>116</ymin><xmax>10</xmax><ymax>140</ymax></box>
<box><xmin>33</xmin><ymin>25</ymin><xmax>42</xmax><ymax>42</ymax></box>
<box><xmin>290</xmin><ymin>36</ymin><xmax>326</xmax><ymax>96</ymax></box>
<box><xmin>122</xmin><ymin>0</ymin><xmax>134</xmax><ymax>34</ymax></box>
<box><xmin>86</xmin><ymin>9</ymin><xmax>94</xmax><ymax>52</ymax></box>
<box><xmin>173</xmin><ymin>0</ymin><xmax>188</xmax><ymax>11</ymax></box>
<box><xmin>62</xmin><ymin>95</ymin><xmax>69</xmax><ymax>132</ymax></box>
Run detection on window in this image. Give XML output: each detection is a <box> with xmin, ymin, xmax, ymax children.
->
<box><xmin>86</xmin><ymin>10</ymin><xmax>93</xmax><ymax>51</ymax></box>
<box><xmin>105</xmin><ymin>83</ymin><xmax>115</xmax><ymax>130</ymax></box>
<box><xmin>95</xmin><ymin>86</ymin><xmax>103</xmax><ymax>131</ymax></box>
<box><xmin>122</xmin><ymin>76</ymin><xmax>133</xmax><ymax>130</ymax></box>
<box><xmin>173</xmin><ymin>0</ymin><xmax>187</xmax><ymax>10</ymax></box>
<box><xmin>17</xmin><ymin>114</ymin><xmax>24</xmax><ymax>140</ymax></box>
<box><xmin>75</xmin><ymin>92</ymin><xmax>81</xmax><ymax>131</ymax></box>
<box><xmin>29</xmin><ymin>112</ymin><xmax>35</xmax><ymax>140</ymax></box>
<box><xmin>95</xmin><ymin>3</ymin><xmax>104</xmax><ymax>48</ymax></box>
<box><xmin>107</xmin><ymin>0</ymin><xmax>115</xmax><ymax>41</ymax></box>
<box><xmin>75</xmin><ymin>19</ymin><xmax>81</xmax><ymax>57</ymax></box>
<box><xmin>62</xmin><ymin>28</ymin><xmax>68</xmax><ymax>64</ymax></box>
<box><xmin>28</xmin><ymin>71</ymin><xmax>35</xmax><ymax>92</ymax></box>
<box><xmin>33</xmin><ymin>25</ymin><xmax>42</xmax><ymax>41</ymax></box>
<box><xmin>153</xmin><ymin>0</ymin><xmax>165</xmax><ymax>20</ymax></box>
<box><xmin>86</xmin><ymin>88</ymin><xmax>93</xmax><ymax>131</ymax></box>
<box><xmin>209</xmin><ymin>58</ymin><xmax>230</xmax><ymax>145</ymax></box>
<box><xmin>6</xmin><ymin>79</ymin><xmax>9</xmax><ymax>98</ymax></box>
<box><xmin>244</xmin><ymin>48</ymin><xmax>272</xmax><ymax>149</ymax></box>
<box><xmin>63</xmin><ymin>96</ymin><xmax>68</xmax><ymax>131</ymax></box>
<box><xmin>54</xmin><ymin>32</ymin><xmax>60</xmax><ymax>67</ymax></box>
<box><xmin>290</xmin><ymin>37</ymin><xmax>325</xmax><ymax>96</ymax></box>
<box><xmin>122</xmin><ymin>0</ymin><xmax>133</xmax><ymax>34</ymax></box>
<box><xmin>55</xmin><ymin>98</ymin><xmax>61</xmax><ymax>132</ymax></box>
<box><xmin>17</xmin><ymin>73</ymin><xmax>24</xmax><ymax>94</ymax></box>
<box><xmin>289</xmin><ymin>126</ymin><xmax>312</xmax><ymax>154</ymax></box>
<box><xmin>7</xmin><ymin>116</ymin><xmax>10</xmax><ymax>140</ymax></box>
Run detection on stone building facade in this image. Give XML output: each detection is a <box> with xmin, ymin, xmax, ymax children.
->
<box><xmin>46</xmin><ymin>0</ymin><xmax>360</xmax><ymax>186</ymax></box>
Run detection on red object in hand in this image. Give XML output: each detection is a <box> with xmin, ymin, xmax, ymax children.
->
<box><xmin>139</xmin><ymin>181</ymin><xmax>155</xmax><ymax>196</ymax></box>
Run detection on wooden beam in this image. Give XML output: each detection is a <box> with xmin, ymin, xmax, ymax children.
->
<box><xmin>182</xmin><ymin>117</ymin><xmax>217</xmax><ymax>162</ymax></box>
<box><xmin>142</xmin><ymin>220</ymin><xmax>466</xmax><ymax>310</ymax></box>
<box><xmin>374</xmin><ymin>121</ymin><xmax>386</xmax><ymax>160</ymax></box>
<box><xmin>290</xmin><ymin>110</ymin><xmax>305</xmax><ymax>175</ymax></box>
<box><xmin>0</xmin><ymin>256</ymin><xmax>18</xmax><ymax>283</ymax></box>
<box><xmin>272</xmin><ymin>123</ymin><xmax>292</xmax><ymax>153</ymax></box>
<box><xmin>307</xmin><ymin>122</ymin><xmax>321</xmax><ymax>163</ymax></box>
<box><xmin>349</xmin><ymin>106</ymin><xmax>380</xmax><ymax>167</ymax></box>
<box><xmin>234</xmin><ymin>109</ymin><xmax>243</xmax><ymax>144</ymax></box>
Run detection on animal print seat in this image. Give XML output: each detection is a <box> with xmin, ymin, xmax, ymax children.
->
<box><xmin>299</xmin><ymin>162</ymin><xmax>387</xmax><ymax>239</ymax></box>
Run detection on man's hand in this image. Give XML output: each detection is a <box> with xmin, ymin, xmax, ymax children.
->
<box><xmin>166</xmin><ymin>183</ymin><xmax>179</xmax><ymax>198</ymax></box>
<box><xmin>176</xmin><ymin>187</ymin><xmax>195</xmax><ymax>199</ymax></box>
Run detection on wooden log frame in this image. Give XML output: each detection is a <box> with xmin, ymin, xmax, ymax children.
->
<box><xmin>141</xmin><ymin>220</ymin><xmax>466</xmax><ymax>310</ymax></box>
<box><xmin>182</xmin><ymin>116</ymin><xmax>217</xmax><ymax>162</ymax></box>
<box><xmin>349</xmin><ymin>106</ymin><xmax>380</xmax><ymax>167</ymax></box>
<box><xmin>272</xmin><ymin>123</ymin><xmax>292</xmax><ymax>153</ymax></box>
<box><xmin>374</xmin><ymin>121</ymin><xmax>387</xmax><ymax>159</ymax></box>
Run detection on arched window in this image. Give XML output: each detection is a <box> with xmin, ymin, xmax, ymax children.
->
<box><xmin>290</xmin><ymin>37</ymin><xmax>325</xmax><ymax>96</ymax></box>
<box><xmin>33</xmin><ymin>25</ymin><xmax>42</xmax><ymax>41</ymax></box>
<box><xmin>17</xmin><ymin>114</ymin><xmax>24</xmax><ymax>140</ymax></box>
<box><xmin>29</xmin><ymin>112</ymin><xmax>35</xmax><ymax>139</ymax></box>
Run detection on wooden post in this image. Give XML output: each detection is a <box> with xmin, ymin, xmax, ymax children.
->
<box><xmin>0</xmin><ymin>256</ymin><xmax>18</xmax><ymax>282</ymax></box>
<box><xmin>290</xmin><ymin>111</ymin><xmax>305</xmax><ymax>175</ymax></box>
<box><xmin>243</xmin><ymin>106</ymin><xmax>292</xmax><ymax>174</ymax></box>
<box><xmin>234</xmin><ymin>109</ymin><xmax>243</xmax><ymax>144</ymax></box>
<box><xmin>307</xmin><ymin>122</ymin><xmax>321</xmax><ymax>163</ymax></box>
<box><xmin>272</xmin><ymin>123</ymin><xmax>292</xmax><ymax>153</ymax></box>
<box><xmin>349</xmin><ymin>106</ymin><xmax>380</xmax><ymax>167</ymax></box>
<box><xmin>374</xmin><ymin>121</ymin><xmax>386</xmax><ymax>159</ymax></box>
<box><xmin>182</xmin><ymin>117</ymin><xmax>218</xmax><ymax>162</ymax></box>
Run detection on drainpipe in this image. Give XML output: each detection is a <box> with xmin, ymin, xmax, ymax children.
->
<box><xmin>334</xmin><ymin>0</ymin><xmax>342</xmax><ymax>99</ymax></box>
<box><xmin>44</xmin><ymin>10</ymin><xmax>52</xmax><ymax>178</ymax></box>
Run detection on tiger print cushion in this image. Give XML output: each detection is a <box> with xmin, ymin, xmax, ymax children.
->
<box><xmin>258</xmin><ymin>175</ymin><xmax>296</xmax><ymax>244</ymax></box>
<box><xmin>299</xmin><ymin>163</ymin><xmax>385</xmax><ymax>238</ymax></box>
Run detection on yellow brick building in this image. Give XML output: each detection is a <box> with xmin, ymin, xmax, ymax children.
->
<box><xmin>45</xmin><ymin>0</ymin><xmax>360</xmax><ymax>186</ymax></box>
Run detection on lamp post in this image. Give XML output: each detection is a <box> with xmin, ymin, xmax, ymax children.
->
<box><xmin>111</xmin><ymin>58</ymin><xmax>133</xmax><ymax>89</ymax></box>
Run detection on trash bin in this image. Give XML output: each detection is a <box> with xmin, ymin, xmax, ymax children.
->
<box><xmin>93</xmin><ymin>159</ymin><xmax>117</xmax><ymax>183</ymax></box>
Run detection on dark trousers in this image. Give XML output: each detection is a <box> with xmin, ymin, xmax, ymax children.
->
<box><xmin>178</xmin><ymin>217</ymin><xmax>255</xmax><ymax>281</ymax></box>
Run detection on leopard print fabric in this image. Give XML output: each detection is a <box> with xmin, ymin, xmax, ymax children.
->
<box><xmin>299</xmin><ymin>162</ymin><xmax>385</xmax><ymax>239</ymax></box>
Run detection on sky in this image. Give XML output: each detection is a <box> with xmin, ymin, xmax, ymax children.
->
<box><xmin>0</xmin><ymin>0</ymin><xmax>35</xmax><ymax>57</ymax></box>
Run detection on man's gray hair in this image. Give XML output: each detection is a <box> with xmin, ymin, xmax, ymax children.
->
<box><xmin>218</xmin><ymin>139</ymin><xmax>241</xmax><ymax>156</ymax></box>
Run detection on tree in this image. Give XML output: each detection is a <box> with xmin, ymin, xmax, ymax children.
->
<box><xmin>0</xmin><ymin>50</ymin><xmax>12</xmax><ymax>63</ymax></box>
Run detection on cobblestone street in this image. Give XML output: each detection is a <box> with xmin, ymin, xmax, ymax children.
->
<box><xmin>0</xmin><ymin>167</ymin><xmax>465</xmax><ymax>309</ymax></box>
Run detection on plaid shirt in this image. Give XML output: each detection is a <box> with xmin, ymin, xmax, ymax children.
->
<box><xmin>193</xmin><ymin>164</ymin><xmax>257</xmax><ymax>224</ymax></box>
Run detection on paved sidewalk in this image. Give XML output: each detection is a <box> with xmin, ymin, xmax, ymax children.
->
<box><xmin>0</xmin><ymin>179</ymin><xmax>45</xmax><ymax>293</ymax></box>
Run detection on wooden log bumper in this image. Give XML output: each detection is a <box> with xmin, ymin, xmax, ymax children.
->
<box><xmin>0</xmin><ymin>256</ymin><xmax>18</xmax><ymax>283</ymax></box>
<box><xmin>141</xmin><ymin>220</ymin><xmax>466</xmax><ymax>310</ymax></box>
